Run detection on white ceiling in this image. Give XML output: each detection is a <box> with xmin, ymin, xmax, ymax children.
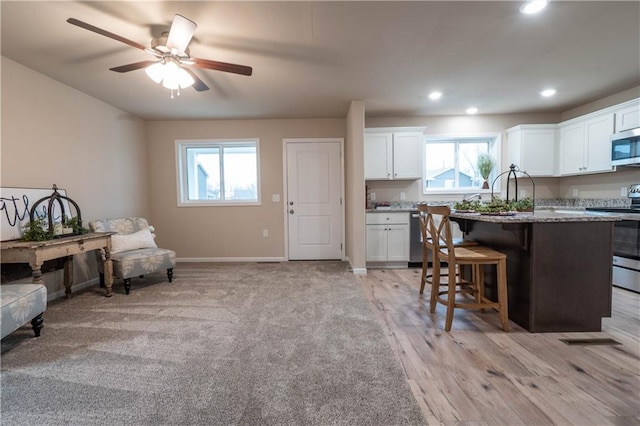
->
<box><xmin>2</xmin><ymin>1</ymin><xmax>639</xmax><ymax>121</ymax></box>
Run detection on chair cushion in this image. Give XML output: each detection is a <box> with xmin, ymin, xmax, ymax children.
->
<box><xmin>1</xmin><ymin>284</ymin><xmax>47</xmax><ymax>339</ymax></box>
<box><xmin>111</xmin><ymin>227</ymin><xmax>157</xmax><ymax>254</ymax></box>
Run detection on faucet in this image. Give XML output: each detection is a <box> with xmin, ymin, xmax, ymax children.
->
<box><xmin>463</xmin><ymin>193</ymin><xmax>482</xmax><ymax>201</ymax></box>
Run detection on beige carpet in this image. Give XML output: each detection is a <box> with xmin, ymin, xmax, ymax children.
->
<box><xmin>1</xmin><ymin>261</ymin><xmax>425</xmax><ymax>425</ymax></box>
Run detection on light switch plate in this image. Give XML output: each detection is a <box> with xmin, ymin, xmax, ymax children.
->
<box><xmin>272</xmin><ymin>194</ymin><xmax>280</xmax><ymax>202</ymax></box>
<box><xmin>621</xmin><ymin>186</ymin><xmax>628</xmax><ymax>196</ymax></box>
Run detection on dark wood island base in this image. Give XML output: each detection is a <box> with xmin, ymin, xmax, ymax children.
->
<box><xmin>451</xmin><ymin>211</ymin><xmax>617</xmax><ymax>332</ymax></box>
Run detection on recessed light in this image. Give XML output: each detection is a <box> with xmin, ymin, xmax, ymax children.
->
<box><xmin>520</xmin><ymin>1</ymin><xmax>548</xmax><ymax>15</ymax></box>
<box><xmin>466</xmin><ymin>107</ymin><xmax>478</xmax><ymax>115</ymax></box>
<box><xmin>428</xmin><ymin>91</ymin><xmax>443</xmax><ymax>100</ymax></box>
<box><xmin>540</xmin><ymin>88</ymin><xmax>556</xmax><ymax>97</ymax></box>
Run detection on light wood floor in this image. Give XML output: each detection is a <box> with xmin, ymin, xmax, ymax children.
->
<box><xmin>358</xmin><ymin>267</ymin><xmax>640</xmax><ymax>426</ymax></box>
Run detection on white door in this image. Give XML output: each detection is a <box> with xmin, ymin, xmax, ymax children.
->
<box><xmin>286</xmin><ymin>141</ymin><xmax>342</xmax><ymax>260</ymax></box>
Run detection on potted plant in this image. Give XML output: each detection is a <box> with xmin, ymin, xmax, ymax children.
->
<box><xmin>477</xmin><ymin>154</ymin><xmax>496</xmax><ymax>189</ymax></box>
<box><xmin>21</xmin><ymin>217</ymin><xmax>54</xmax><ymax>241</ymax></box>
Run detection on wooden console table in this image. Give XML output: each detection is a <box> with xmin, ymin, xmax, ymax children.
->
<box><xmin>1</xmin><ymin>232</ymin><xmax>115</xmax><ymax>297</ymax></box>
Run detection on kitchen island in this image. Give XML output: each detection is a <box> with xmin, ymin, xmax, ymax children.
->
<box><xmin>450</xmin><ymin>209</ymin><xmax>620</xmax><ymax>332</ymax></box>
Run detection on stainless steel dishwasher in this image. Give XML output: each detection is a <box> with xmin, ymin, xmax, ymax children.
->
<box><xmin>409</xmin><ymin>211</ymin><xmax>425</xmax><ymax>266</ymax></box>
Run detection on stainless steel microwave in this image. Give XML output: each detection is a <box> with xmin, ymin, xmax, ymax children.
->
<box><xmin>611</xmin><ymin>128</ymin><xmax>640</xmax><ymax>166</ymax></box>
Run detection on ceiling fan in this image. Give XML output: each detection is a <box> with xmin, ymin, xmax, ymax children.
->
<box><xmin>67</xmin><ymin>14</ymin><xmax>252</xmax><ymax>96</ymax></box>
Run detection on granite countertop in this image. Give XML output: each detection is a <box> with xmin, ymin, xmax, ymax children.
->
<box><xmin>450</xmin><ymin>209</ymin><xmax>622</xmax><ymax>223</ymax></box>
<box><xmin>366</xmin><ymin>207</ymin><xmax>416</xmax><ymax>213</ymax></box>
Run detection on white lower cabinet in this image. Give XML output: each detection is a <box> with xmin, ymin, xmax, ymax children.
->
<box><xmin>366</xmin><ymin>212</ymin><xmax>409</xmax><ymax>263</ymax></box>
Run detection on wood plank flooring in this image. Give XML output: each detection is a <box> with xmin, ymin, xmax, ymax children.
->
<box><xmin>358</xmin><ymin>267</ymin><xmax>640</xmax><ymax>426</ymax></box>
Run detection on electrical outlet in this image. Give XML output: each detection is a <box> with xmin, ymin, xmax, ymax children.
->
<box><xmin>572</xmin><ymin>189</ymin><xmax>579</xmax><ymax>197</ymax></box>
<box><xmin>272</xmin><ymin>194</ymin><xmax>280</xmax><ymax>202</ymax></box>
<box><xmin>263</xmin><ymin>229</ymin><xmax>268</xmax><ymax>238</ymax></box>
<box><xmin>400</xmin><ymin>192</ymin><xmax>406</xmax><ymax>201</ymax></box>
<box><xmin>621</xmin><ymin>186</ymin><xmax>628</xmax><ymax>197</ymax></box>
<box><xmin>370</xmin><ymin>192</ymin><xmax>376</xmax><ymax>201</ymax></box>
<box><xmin>520</xmin><ymin>189</ymin><xmax>526</xmax><ymax>198</ymax></box>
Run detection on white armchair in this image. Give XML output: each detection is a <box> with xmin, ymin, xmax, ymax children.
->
<box><xmin>89</xmin><ymin>217</ymin><xmax>175</xmax><ymax>295</ymax></box>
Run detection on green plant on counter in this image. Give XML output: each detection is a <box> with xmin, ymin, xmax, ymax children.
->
<box><xmin>511</xmin><ymin>197</ymin><xmax>534</xmax><ymax>212</ymax></box>
<box><xmin>21</xmin><ymin>217</ymin><xmax>54</xmax><ymax>242</ymax></box>
<box><xmin>63</xmin><ymin>216</ymin><xmax>88</xmax><ymax>235</ymax></box>
<box><xmin>477</xmin><ymin>153</ymin><xmax>496</xmax><ymax>180</ymax></box>
<box><xmin>475</xmin><ymin>198</ymin><xmax>513</xmax><ymax>213</ymax></box>
<box><xmin>453</xmin><ymin>200</ymin><xmax>482</xmax><ymax>211</ymax></box>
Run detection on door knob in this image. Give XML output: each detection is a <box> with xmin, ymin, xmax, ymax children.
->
<box><xmin>289</xmin><ymin>209</ymin><xmax>295</xmax><ymax>214</ymax></box>
<box><xmin>289</xmin><ymin>201</ymin><xmax>294</xmax><ymax>205</ymax></box>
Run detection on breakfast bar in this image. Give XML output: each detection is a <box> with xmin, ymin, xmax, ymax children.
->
<box><xmin>450</xmin><ymin>209</ymin><xmax>620</xmax><ymax>332</ymax></box>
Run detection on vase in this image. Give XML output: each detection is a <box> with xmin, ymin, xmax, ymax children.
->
<box><xmin>482</xmin><ymin>179</ymin><xmax>489</xmax><ymax>189</ymax></box>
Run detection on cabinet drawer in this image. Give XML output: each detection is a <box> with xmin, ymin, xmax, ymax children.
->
<box><xmin>366</xmin><ymin>212</ymin><xmax>409</xmax><ymax>225</ymax></box>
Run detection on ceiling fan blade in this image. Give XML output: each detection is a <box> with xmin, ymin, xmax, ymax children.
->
<box><xmin>67</xmin><ymin>18</ymin><xmax>146</xmax><ymax>51</ymax></box>
<box><xmin>182</xmin><ymin>68</ymin><xmax>210</xmax><ymax>92</ymax></box>
<box><xmin>166</xmin><ymin>14</ymin><xmax>197</xmax><ymax>55</ymax></box>
<box><xmin>192</xmin><ymin>58</ymin><xmax>253</xmax><ymax>76</ymax></box>
<box><xmin>110</xmin><ymin>61</ymin><xmax>158</xmax><ymax>73</ymax></box>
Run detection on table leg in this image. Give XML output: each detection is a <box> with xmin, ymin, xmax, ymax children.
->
<box><xmin>63</xmin><ymin>255</ymin><xmax>73</xmax><ymax>298</ymax></box>
<box><xmin>29</xmin><ymin>262</ymin><xmax>44</xmax><ymax>284</ymax></box>
<box><xmin>103</xmin><ymin>247</ymin><xmax>114</xmax><ymax>298</ymax></box>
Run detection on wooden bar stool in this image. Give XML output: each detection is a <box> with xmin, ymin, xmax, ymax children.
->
<box><xmin>416</xmin><ymin>204</ymin><xmax>477</xmax><ymax>295</ymax></box>
<box><xmin>426</xmin><ymin>205</ymin><xmax>510</xmax><ymax>332</ymax></box>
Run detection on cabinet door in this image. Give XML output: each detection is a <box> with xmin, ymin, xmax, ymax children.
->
<box><xmin>517</xmin><ymin>127</ymin><xmax>556</xmax><ymax>176</ymax></box>
<box><xmin>386</xmin><ymin>224</ymin><xmax>410</xmax><ymax>261</ymax></box>
<box><xmin>614</xmin><ymin>102</ymin><xmax>640</xmax><ymax>132</ymax></box>
<box><xmin>558</xmin><ymin>122</ymin><xmax>585</xmax><ymax>175</ymax></box>
<box><xmin>584</xmin><ymin>114</ymin><xmax>614</xmax><ymax>173</ymax></box>
<box><xmin>365</xmin><ymin>133</ymin><xmax>393</xmax><ymax>179</ymax></box>
<box><xmin>392</xmin><ymin>133</ymin><xmax>423</xmax><ymax>179</ymax></box>
<box><xmin>366</xmin><ymin>224</ymin><xmax>388</xmax><ymax>261</ymax></box>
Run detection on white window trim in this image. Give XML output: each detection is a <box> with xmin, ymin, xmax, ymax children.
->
<box><xmin>175</xmin><ymin>138</ymin><xmax>261</xmax><ymax>207</ymax></box>
<box><xmin>422</xmin><ymin>132</ymin><xmax>501</xmax><ymax>195</ymax></box>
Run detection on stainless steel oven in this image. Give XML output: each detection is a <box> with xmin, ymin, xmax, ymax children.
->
<box><xmin>588</xmin><ymin>184</ymin><xmax>640</xmax><ymax>293</ymax></box>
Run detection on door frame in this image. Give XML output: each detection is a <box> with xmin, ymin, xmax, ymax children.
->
<box><xmin>282</xmin><ymin>138</ymin><xmax>345</xmax><ymax>261</ymax></box>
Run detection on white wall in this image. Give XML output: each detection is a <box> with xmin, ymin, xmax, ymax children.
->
<box><xmin>345</xmin><ymin>101</ymin><xmax>366</xmax><ymax>272</ymax></box>
<box><xmin>1</xmin><ymin>57</ymin><xmax>149</xmax><ymax>297</ymax></box>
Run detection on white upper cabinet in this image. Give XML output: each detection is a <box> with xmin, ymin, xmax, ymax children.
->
<box><xmin>364</xmin><ymin>132</ymin><xmax>393</xmax><ymax>179</ymax></box>
<box><xmin>558</xmin><ymin>112</ymin><xmax>615</xmax><ymax>176</ymax></box>
<box><xmin>507</xmin><ymin>125</ymin><xmax>557</xmax><ymax>176</ymax></box>
<box><xmin>613</xmin><ymin>99</ymin><xmax>640</xmax><ymax>132</ymax></box>
<box><xmin>365</xmin><ymin>130</ymin><xmax>423</xmax><ymax>180</ymax></box>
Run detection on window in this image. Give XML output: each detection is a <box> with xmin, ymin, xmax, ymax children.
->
<box><xmin>176</xmin><ymin>139</ymin><xmax>260</xmax><ymax>206</ymax></box>
<box><xmin>423</xmin><ymin>135</ymin><xmax>499</xmax><ymax>193</ymax></box>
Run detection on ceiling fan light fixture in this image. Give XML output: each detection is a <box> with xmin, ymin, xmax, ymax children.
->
<box><xmin>162</xmin><ymin>61</ymin><xmax>181</xmax><ymax>90</ymax></box>
<box><xmin>145</xmin><ymin>62</ymin><xmax>165</xmax><ymax>83</ymax></box>
<box><xmin>177</xmin><ymin>68</ymin><xmax>195</xmax><ymax>88</ymax></box>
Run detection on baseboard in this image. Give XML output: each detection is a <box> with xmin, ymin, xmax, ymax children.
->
<box><xmin>345</xmin><ymin>256</ymin><xmax>367</xmax><ymax>274</ymax></box>
<box><xmin>48</xmin><ymin>277</ymin><xmax>100</xmax><ymax>301</ymax></box>
<box><xmin>177</xmin><ymin>257</ymin><xmax>288</xmax><ymax>263</ymax></box>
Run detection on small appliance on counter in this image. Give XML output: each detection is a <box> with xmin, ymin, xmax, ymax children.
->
<box><xmin>587</xmin><ymin>184</ymin><xmax>640</xmax><ymax>293</ymax></box>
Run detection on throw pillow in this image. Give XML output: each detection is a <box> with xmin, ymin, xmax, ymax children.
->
<box><xmin>110</xmin><ymin>227</ymin><xmax>157</xmax><ymax>254</ymax></box>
